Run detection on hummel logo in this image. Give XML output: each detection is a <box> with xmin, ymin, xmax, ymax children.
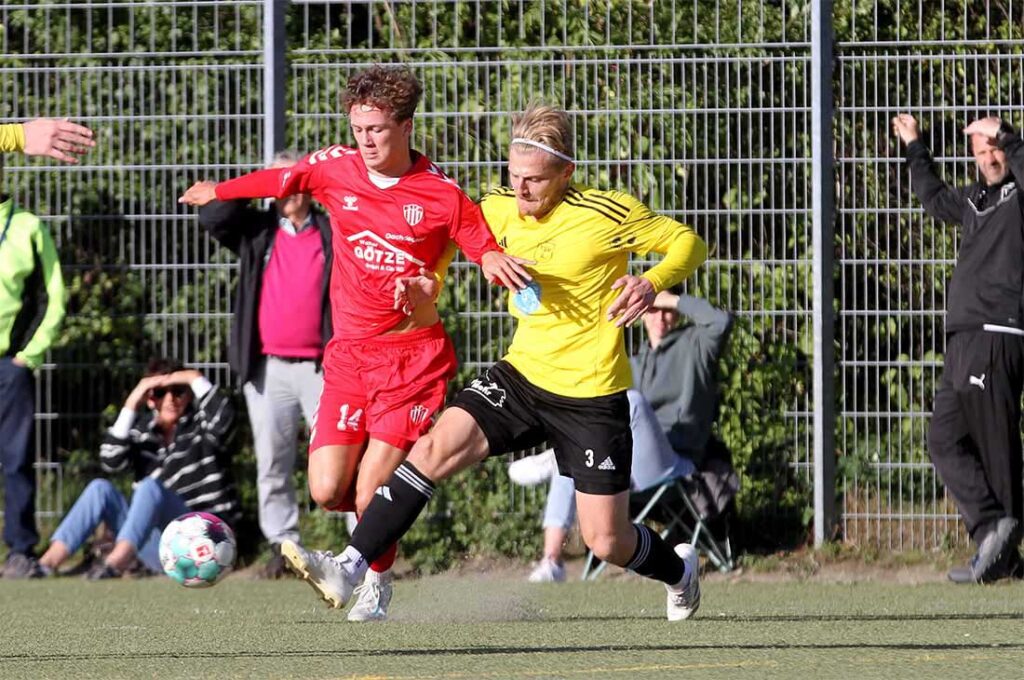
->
<box><xmin>337</xmin><ymin>404</ymin><xmax>363</xmax><ymax>431</ymax></box>
<box><xmin>598</xmin><ymin>456</ymin><xmax>616</xmax><ymax>471</ymax></box>
<box><xmin>970</xmin><ymin>373</ymin><xmax>986</xmax><ymax>390</ymax></box>
<box><xmin>375</xmin><ymin>485</ymin><xmax>393</xmax><ymax>502</ymax></box>
<box><xmin>343</xmin><ymin>195</ymin><xmax>359</xmax><ymax>211</ymax></box>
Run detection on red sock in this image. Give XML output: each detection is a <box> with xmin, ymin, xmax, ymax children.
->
<box><xmin>370</xmin><ymin>542</ymin><xmax>397</xmax><ymax>573</ymax></box>
<box><xmin>356</xmin><ymin>510</ymin><xmax>397</xmax><ymax>572</ymax></box>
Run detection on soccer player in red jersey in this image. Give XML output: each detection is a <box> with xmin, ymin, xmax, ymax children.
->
<box><xmin>179</xmin><ymin>65</ymin><xmax>530</xmax><ymax>621</ymax></box>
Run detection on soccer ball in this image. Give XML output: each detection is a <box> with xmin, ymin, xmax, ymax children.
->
<box><xmin>159</xmin><ymin>512</ymin><xmax>236</xmax><ymax>587</ymax></box>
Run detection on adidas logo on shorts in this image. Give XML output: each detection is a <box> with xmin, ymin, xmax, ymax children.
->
<box><xmin>598</xmin><ymin>456</ymin><xmax>616</xmax><ymax>471</ymax></box>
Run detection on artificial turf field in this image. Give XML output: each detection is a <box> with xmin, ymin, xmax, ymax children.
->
<box><xmin>2</xmin><ymin>573</ymin><xmax>1024</xmax><ymax>679</ymax></box>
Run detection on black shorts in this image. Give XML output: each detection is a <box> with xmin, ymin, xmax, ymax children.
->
<box><xmin>450</xmin><ymin>360</ymin><xmax>632</xmax><ymax>494</ymax></box>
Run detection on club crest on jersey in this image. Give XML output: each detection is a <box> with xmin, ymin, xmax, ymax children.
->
<box><xmin>403</xmin><ymin>204</ymin><xmax>424</xmax><ymax>227</ymax></box>
<box><xmin>409</xmin><ymin>404</ymin><xmax>430</xmax><ymax>425</ymax></box>
<box><xmin>343</xmin><ymin>195</ymin><xmax>359</xmax><ymax>211</ymax></box>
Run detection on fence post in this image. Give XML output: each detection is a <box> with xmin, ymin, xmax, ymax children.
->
<box><xmin>263</xmin><ymin>0</ymin><xmax>287</xmax><ymax>164</ymax></box>
<box><xmin>811</xmin><ymin>0</ymin><xmax>836</xmax><ymax>546</ymax></box>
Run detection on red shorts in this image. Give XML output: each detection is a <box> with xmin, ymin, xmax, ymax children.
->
<box><xmin>310</xmin><ymin>322</ymin><xmax>456</xmax><ymax>455</ymax></box>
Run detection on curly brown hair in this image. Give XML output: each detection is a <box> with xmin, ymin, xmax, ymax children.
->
<box><xmin>341</xmin><ymin>65</ymin><xmax>423</xmax><ymax>122</ymax></box>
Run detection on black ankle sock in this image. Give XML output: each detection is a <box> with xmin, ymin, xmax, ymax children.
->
<box><xmin>624</xmin><ymin>524</ymin><xmax>685</xmax><ymax>585</ymax></box>
<box><xmin>349</xmin><ymin>461</ymin><xmax>434</xmax><ymax>563</ymax></box>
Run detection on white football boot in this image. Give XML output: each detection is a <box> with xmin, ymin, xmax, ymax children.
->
<box><xmin>666</xmin><ymin>543</ymin><xmax>701</xmax><ymax>621</ymax></box>
<box><xmin>527</xmin><ymin>557</ymin><xmax>567</xmax><ymax>583</ymax></box>
<box><xmin>508</xmin><ymin>448</ymin><xmax>557</xmax><ymax>487</ymax></box>
<box><xmin>280</xmin><ymin>540</ymin><xmax>356</xmax><ymax>609</ymax></box>
<box><xmin>347</xmin><ymin>569</ymin><xmax>393</xmax><ymax>622</ymax></box>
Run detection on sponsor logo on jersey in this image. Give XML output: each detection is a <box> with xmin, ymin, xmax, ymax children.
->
<box><xmin>466</xmin><ymin>377</ymin><xmax>507</xmax><ymax>408</ymax></box>
<box><xmin>409</xmin><ymin>404</ymin><xmax>430</xmax><ymax>425</ymax></box>
<box><xmin>403</xmin><ymin>204</ymin><xmax>424</xmax><ymax>227</ymax></box>
<box><xmin>347</xmin><ymin>230</ymin><xmax>425</xmax><ymax>273</ymax></box>
<box><xmin>343</xmin><ymin>195</ymin><xmax>359</xmax><ymax>211</ymax></box>
<box><xmin>970</xmin><ymin>373</ymin><xmax>986</xmax><ymax>390</ymax></box>
<box><xmin>386</xmin><ymin>233</ymin><xmax>425</xmax><ymax>243</ymax></box>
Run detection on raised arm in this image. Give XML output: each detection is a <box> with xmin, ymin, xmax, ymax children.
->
<box><xmin>180</xmin><ymin>148</ymin><xmax>327</xmax><ymax>207</ymax></box>
<box><xmin>1</xmin><ymin>119</ymin><xmax>95</xmax><ymax>163</ymax></box>
<box><xmin>893</xmin><ymin>113</ymin><xmax>967</xmax><ymax>224</ymax></box>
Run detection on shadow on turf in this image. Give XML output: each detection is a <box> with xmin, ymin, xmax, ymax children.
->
<box><xmin>284</xmin><ymin>611</ymin><xmax>1024</xmax><ymax>624</ymax></box>
<box><xmin>5</xmin><ymin>640</ymin><xmax>1024</xmax><ymax>663</ymax></box>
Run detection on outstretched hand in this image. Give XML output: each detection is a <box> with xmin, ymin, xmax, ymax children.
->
<box><xmin>481</xmin><ymin>250</ymin><xmax>534</xmax><ymax>291</ymax></box>
<box><xmin>607</xmin><ymin>275</ymin><xmax>656</xmax><ymax>327</ymax></box>
<box><xmin>394</xmin><ymin>268</ymin><xmax>441</xmax><ymax>315</ymax></box>
<box><xmin>178</xmin><ymin>181</ymin><xmax>218</xmax><ymax>207</ymax></box>
<box><xmin>22</xmin><ymin>118</ymin><xmax>95</xmax><ymax>163</ymax></box>
<box><xmin>891</xmin><ymin>114</ymin><xmax>919</xmax><ymax>146</ymax></box>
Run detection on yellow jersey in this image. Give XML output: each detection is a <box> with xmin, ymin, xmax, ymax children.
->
<box><xmin>481</xmin><ymin>184</ymin><xmax>706</xmax><ymax>398</ymax></box>
<box><xmin>0</xmin><ymin>124</ymin><xmax>25</xmax><ymax>153</ymax></box>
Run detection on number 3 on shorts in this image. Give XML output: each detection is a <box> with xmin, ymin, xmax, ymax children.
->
<box><xmin>585</xmin><ymin>448</ymin><xmax>594</xmax><ymax>468</ymax></box>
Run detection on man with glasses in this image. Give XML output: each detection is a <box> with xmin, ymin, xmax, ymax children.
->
<box><xmin>36</xmin><ymin>358</ymin><xmax>239</xmax><ymax>579</ymax></box>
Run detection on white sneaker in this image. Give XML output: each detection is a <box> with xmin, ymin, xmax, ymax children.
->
<box><xmin>508</xmin><ymin>448</ymin><xmax>557</xmax><ymax>487</ymax></box>
<box><xmin>280</xmin><ymin>540</ymin><xmax>355</xmax><ymax>609</ymax></box>
<box><xmin>528</xmin><ymin>557</ymin><xmax>567</xmax><ymax>583</ymax></box>
<box><xmin>666</xmin><ymin>543</ymin><xmax>701</xmax><ymax>621</ymax></box>
<box><xmin>347</xmin><ymin>570</ymin><xmax>393</xmax><ymax>622</ymax></box>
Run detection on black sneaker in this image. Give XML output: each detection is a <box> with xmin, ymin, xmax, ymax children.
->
<box><xmin>3</xmin><ymin>553</ymin><xmax>46</xmax><ymax>579</ymax></box>
<box><xmin>973</xmin><ymin>517</ymin><xmax>1021</xmax><ymax>583</ymax></box>
<box><xmin>86</xmin><ymin>562</ymin><xmax>123</xmax><ymax>581</ymax></box>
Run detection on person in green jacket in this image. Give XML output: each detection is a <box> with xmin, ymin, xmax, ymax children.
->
<box><xmin>0</xmin><ymin>192</ymin><xmax>66</xmax><ymax>578</ymax></box>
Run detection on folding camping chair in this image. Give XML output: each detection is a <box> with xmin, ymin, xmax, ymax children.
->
<box><xmin>580</xmin><ymin>452</ymin><xmax>735</xmax><ymax>580</ymax></box>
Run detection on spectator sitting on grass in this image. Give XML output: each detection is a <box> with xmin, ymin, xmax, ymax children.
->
<box><xmin>37</xmin><ymin>357</ymin><xmax>239</xmax><ymax>579</ymax></box>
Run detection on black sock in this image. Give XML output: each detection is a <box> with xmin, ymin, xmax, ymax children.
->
<box><xmin>349</xmin><ymin>461</ymin><xmax>435</xmax><ymax>563</ymax></box>
<box><xmin>625</xmin><ymin>524</ymin><xmax>685</xmax><ymax>585</ymax></box>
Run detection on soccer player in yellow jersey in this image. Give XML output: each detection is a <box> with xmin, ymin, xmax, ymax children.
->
<box><xmin>295</xmin><ymin>104</ymin><xmax>708</xmax><ymax>621</ymax></box>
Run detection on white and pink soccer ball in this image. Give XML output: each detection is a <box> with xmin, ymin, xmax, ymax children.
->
<box><xmin>159</xmin><ymin>512</ymin><xmax>236</xmax><ymax>587</ymax></box>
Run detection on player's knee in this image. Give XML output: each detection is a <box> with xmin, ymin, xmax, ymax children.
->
<box><xmin>582</xmin><ymin>529</ymin><xmax>628</xmax><ymax>565</ymax></box>
<box><xmin>308</xmin><ymin>476</ymin><xmax>346</xmax><ymax>510</ymax></box>
<box><xmin>407</xmin><ymin>434</ymin><xmax>444</xmax><ymax>479</ymax></box>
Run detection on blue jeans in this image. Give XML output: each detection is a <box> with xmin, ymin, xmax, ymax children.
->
<box><xmin>542</xmin><ymin>389</ymin><xmax>697</xmax><ymax>530</ymax></box>
<box><xmin>0</xmin><ymin>357</ymin><xmax>37</xmax><ymax>555</ymax></box>
<box><xmin>50</xmin><ymin>477</ymin><xmax>190</xmax><ymax>573</ymax></box>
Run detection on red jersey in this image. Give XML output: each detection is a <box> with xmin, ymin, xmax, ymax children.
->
<box><xmin>215</xmin><ymin>146</ymin><xmax>500</xmax><ymax>340</ymax></box>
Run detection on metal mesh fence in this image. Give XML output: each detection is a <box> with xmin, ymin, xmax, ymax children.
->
<box><xmin>2</xmin><ymin>0</ymin><xmax>1020</xmax><ymax>551</ymax></box>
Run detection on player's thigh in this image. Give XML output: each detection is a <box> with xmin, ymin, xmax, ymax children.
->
<box><xmin>406</xmin><ymin>407</ymin><xmax>492</xmax><ymax>480</ymax></box>
<box><xmin>444</xmin><ymin>361</ymin><xmax>548</xmax><ymax>473</ymax></box>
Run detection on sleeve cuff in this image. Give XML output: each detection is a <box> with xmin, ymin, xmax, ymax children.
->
<box><xmin>109</xmin><ymin>408</ymin><xmax>137</xmax><ymax>439</ymax></box>
<box><xmin>190</xmin><ymin>376</ymin><xmax>214</xmax><ymax>399</ymax></box>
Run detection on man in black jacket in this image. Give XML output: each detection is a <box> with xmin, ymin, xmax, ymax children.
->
<box><xmin>893</xmin><ymin>113</ymin><xmax>1024</xmax><ymax>583</ymax></box>
<box><xmin>199</xmin><ymin>151</ymin><xmax>332</xmax><ymax>578</ymax></box>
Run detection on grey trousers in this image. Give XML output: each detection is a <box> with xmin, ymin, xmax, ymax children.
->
<box><xmin>243</xmin><ymin>356</ymin><xmax>323</xmax><ymax>545</ymax></box>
